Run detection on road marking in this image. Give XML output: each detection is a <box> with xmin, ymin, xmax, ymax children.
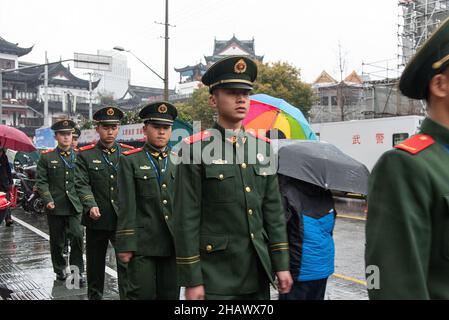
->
<box><xmin>333</xmin><ymin>273</ymin><xmax>367</xmax><ymax>286</ymax></box>
<box><xmin>12</xmin><ymin>216</ymin><xmax>50</xmax><ymax>241</ymax></box>
<box><xmin>11</xmin><ymin>215</ymin><xmax>118</xmax><ymax>278</ymax></box>
<box><xmin>337</xmin><ymin>214</ymin><xmax>366</xmax><ymax>221</ymax></box>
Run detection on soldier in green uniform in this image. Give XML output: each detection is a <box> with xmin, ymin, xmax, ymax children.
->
<box><xmin>63</xmin><ymin>126</ymin><xmax>81</xmax><ymax>256</ymax></box>
<box><xmin>36</xmin><ymin>119</ymin><xmax>84</xmax><ymax>282</ymax></box>
<box><xmin>74</xmin><ymin>107</ymin><xmax>134</xmax><ymax>300</ymax></box>
<box><xmin>115</xmin><ymin>101</ymin><xmax>179</xmax><ymax>300</ymax></box>
<box><xmin>72</xmin><ymin>127</ymin><xmax>81</xmax><ymax>152</ymax></box>
<box><xmin>174</xmin><ymin>56</ymin><xmax>293</xmax><ymax>300</ymax></box>
<box><xmin>366</xmin><ymin>17</ymin><xmax>449</xmax><ymax>299</ymax></box>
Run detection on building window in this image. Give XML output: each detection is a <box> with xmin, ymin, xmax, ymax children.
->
<box><xmin>320</xmin><ymin>96</ymin><xmax>329</xmax><ymax>106</ymax></box>
<box><xmin>331</xmin><ymin>96</ymin><xmax>338</xmax><ymax>106</ymax></box>
<box><xmin>392</xmin><ymin>133</ymin><xmax>409</xmax><ymax>147</ymax></box>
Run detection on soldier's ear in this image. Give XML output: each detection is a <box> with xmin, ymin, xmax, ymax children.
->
<box><xmin>429</xmin><ymin>73</ymin><xmax>449</xmax><ymax>99</ymax></box>
<box><xmin>209</xmin><ymin>94</ymin><xmax>217</xmax><ymax>109</ymax></box>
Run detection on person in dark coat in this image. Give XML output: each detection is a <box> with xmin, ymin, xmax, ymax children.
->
<box><xmin>0</xmin><ymin>148</ymin><xmax>13</xmax><ymax>226</ymax></box>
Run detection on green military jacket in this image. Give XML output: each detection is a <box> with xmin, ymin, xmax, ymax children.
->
<box><xmin>74</xmin><ymin>141</ymin><xmax>133</xmax><ymax>231</ymax></box>
<box><xmin>36</xmin><ymin>147</ymin><xmax>82</xmax><ymax>216</ymax></box>
<box><xmin>115</xmin><ymin>144</ymin><xmax>176</xmax><ymax>257</ymax></box>
<box><xmin>366</xmin><ymin>117</ymin><xmax>449</xmax><ymax>299</ymax></box>
<box><xmin>174</xmin><ymin>123</ymin><xmax>289</xmax><ymax>295</ymax></box>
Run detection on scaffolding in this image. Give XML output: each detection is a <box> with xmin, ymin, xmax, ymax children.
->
<box><xmin>398</xmin><ymin>0</ymin><xmax>449</xmax><ymax>67</ymax></box>
<box><xmin>311</xmin><ymin>1</ymin><xmax>448</xmax><ymax>123</ymax></box>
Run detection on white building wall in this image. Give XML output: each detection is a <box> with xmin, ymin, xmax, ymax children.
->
<box><xmin>96</xmin><ymin>50</ymin><xmax>131</xmax><ymax>99</ymax></box>
<box><xmin>0</xmin><ymin>52</ymin><xmax>19</xmax><ymax>69</ymax></box>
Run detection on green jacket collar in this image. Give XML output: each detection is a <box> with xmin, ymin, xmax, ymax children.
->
<box><xmin>56</xmin><ymin>146</ymin><xmax>72</xmax><ymax>157</ymax></box>
<box><xmin>96</xmin><ymin>141</ymin><xmax>118</xmax><ymax>154</ymax></box>
<box><xmin>144</xmin><ymin>143</ymin><xmax>169</xmax><ymax>159</ymax></box>
<box><xmin>212</xmin><ymin>122</ymin><xmax>247</xmax><ymax>144</ymax></box>
<box><xmin>421</xmin><ymin>117</ymin><xmax>449</xmax><ymax>146</ymax></box>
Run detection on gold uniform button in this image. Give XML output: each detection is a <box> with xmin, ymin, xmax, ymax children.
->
<box><xmin>66</xmin><ymin>190</ymin><xmax>69</xmax><ymax>194</ymax></box>
<box><xmin>248</xmin><ymin>209</ymin><xmax>253</xmax><ymax>215</ymax></box>
<box><xmin>206</xmin><ymin>245</ymin><xmax>213</xmax><ymax>252</ymax></box>
<box><xmin>219</xmin><ymin>174</ymin><xmax>224</xmax><ymax>180</ymax></box>
<box><xmin>111</xmin><ymin>199</ymin><xmax>114</xmax><ymax>203</ymax></box>
<box><xmin>162</xmin><ymin>184</ymin><xmax>167</xmax><ymax>189</ymax></box>
<box><xmin>66</xmin><ymin>181</ymin><xmax>68</xmax><ymax>184</ymax></box>
<box><xmin>66</xmin><ymin>172</ymin><xmax>69</xmax><ymax>175</ymax></box>
<box><xmin>165</xmin><ymin>215</ymin><xmax>169</xmax><ymax>220</ymax></box>
<box><xmin>110</xmin><ymin>187</ymin><xmax>114</xmax><ymax>191</ymax></box>
<box><xmin>245</xmin><ymin>187</ymin><xmax>251</xmax><ymax>193</ymax></box>
<box><xmin>250</xmin><ymin>233</ymin><xmax>255</xmax><ymax>239</ymax></box>
<box><xmin>110</xmin><ymin>175</ymin><xmax>114</xmax><ymax>179</ymax></box>
<box><xmin>241</xmin><ymin>163</ymin><xmax>247</xmax><ymax>169</ymax></box>
<box><xmin>163</xmin><ymin>200</ymin><xmax>168</xmax><ymax>205</ymax></box>
<box><xmin>144</xmin><ymin>176</ymin><xmax>147</xmax><ymax>180</ymax></box>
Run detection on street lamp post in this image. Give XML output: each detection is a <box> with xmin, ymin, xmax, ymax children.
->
<box><xmin>113</xmin><ymin>46</ymin><xmax>169</xmax><ymax>101</ymax></box>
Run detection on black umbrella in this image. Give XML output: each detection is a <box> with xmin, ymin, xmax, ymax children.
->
<box><xmin>274</xmin><ymin>140</ymin><xmax>370</xmax><ymax>195</ymax></box>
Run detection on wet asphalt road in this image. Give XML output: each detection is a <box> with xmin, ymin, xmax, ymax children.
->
<box><xmin>0</xmin><ymin>197</ymin><xmax>368</xmax><ymax>300</ymax></box>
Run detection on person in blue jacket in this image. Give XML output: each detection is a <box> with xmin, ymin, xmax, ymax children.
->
<box><xmin>278</xmin><ymin>175</ymin><xmax>336</xmax><ymax>300</ymax></box>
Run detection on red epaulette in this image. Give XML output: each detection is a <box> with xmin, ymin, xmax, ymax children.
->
<box><xmin>79</xmin><ymin>144</ymin><xmax>96</xmax><ymax>152</ymax></box>
<box><xmin>247</xmin><ymin>130</ymin><xmax>271</xmax><ymax>143</ymax></box>
<box><xmin>119</xmin><ymin>143</ymin><xmax>135</xmax><ymax>150</ymax></box>
<box><xmin>183</xmin><ymin>130</ymin><xmax>212</xmax><ymax>144</ymax></box>
<box><xmin>123</xmin><ymin>147</ymin><xmax>143</xmax><ymax>156</ymax></box>
<box><xmin>394</xmin><ymin>134</ymin><xmax>435</xmax><ymax>155</ymax></box>
<box><xmin>41</xmin><ymin>148</ymin><xmax>55</xmax><ymax>155</ymax></box>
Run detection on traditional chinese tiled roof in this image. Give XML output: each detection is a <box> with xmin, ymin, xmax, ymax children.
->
<box><xmin>0</xmin><ymin>36</ymin><xmax>33</xmax><ymax>57</ymax></box>
<box><xmin>2</xmin><ymin>62</ymin><xmax>99</xmax><ymax>90</ymax></box>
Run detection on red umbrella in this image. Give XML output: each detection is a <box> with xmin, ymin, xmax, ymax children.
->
<box><xmin>0</xmin><ymin>125</ymin><xmax>36</xmax><ymax>152</ymax></box>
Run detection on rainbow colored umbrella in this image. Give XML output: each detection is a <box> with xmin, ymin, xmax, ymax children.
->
<box><xmin>244</xmin><ymin>94</ymin><xmax>317</xmax><ymax>140</ymax></box>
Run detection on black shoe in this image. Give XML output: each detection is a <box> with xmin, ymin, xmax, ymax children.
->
<box><xmin>71</xmin><ymin>274</ymin><xmax>86</xmax><ymax>287</ymax></box>
<box><xmin>63</xmin><ymin>245</ymin><xmax>69</xmax><ymax>256</ymax></box>
<box><xmin>56</xmin><ymin>271</ymin><xmax>67</xmax><ymax>281</ymax></box>
<box><xmin>78</xmin><ymin>275</ymin><xmax>86</xmax><ymax>287</ymax></box>
<box><xmin>5</xmin><ymin>219</ymin><xmax>13</xmax><ymax>227</ymax></box>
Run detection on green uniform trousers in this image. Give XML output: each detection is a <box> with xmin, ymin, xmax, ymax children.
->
<box><xmin>126</xmin><ymin>255</ymin><xmax>179</xmax><ymax>300</ymax></box>
<box><xmin>85</xmin><ymin>228</ymin><xmax>127</xmax><ymax>300</ymax></box>
<box><xmin>47</xmin><ymin>214</ymin><xmax>84</xmax><ymax>275</ymax></box>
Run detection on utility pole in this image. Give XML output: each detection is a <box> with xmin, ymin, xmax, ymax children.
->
<box><xmin>164</xmin><ymin>0</ymin><xmax>169</xmax><ymax>101</ymax></box>
<box><xmin>155</xmin><ymin>0</ymin><xmax>175</xmax><ymax>101</ymax></box>
<box><xmin>89</xmin><ymin>73</ymin><xmax>93</xmax><ymax>121</ymax></box>
<box><xmin>44</xmin><ymin>51</ymin><xmax>50</xmax><ymax>127</ymax></box>
<box><xmin>83</xmin><ymin>71</ymin><xmax>99</xmax><ymax>121</ymax></box>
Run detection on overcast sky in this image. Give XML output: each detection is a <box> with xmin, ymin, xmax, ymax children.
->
<box><xmin>0</xmin><ymin>0</ymin><xmax>399</xmax><ymax>89</ymax></box>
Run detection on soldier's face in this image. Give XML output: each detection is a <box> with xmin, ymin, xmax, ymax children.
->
<box><xmin>143</xmin><ymin>123</ymin><xmax>172</xmax><ymax>149</ymax></box>
<box><xmin>55</xmin><ymin>132</ymin><xmax>72</xmax><ymax>149</ymax></box>
<box><xmin>210</xmin><ymin>88</ymin><xmax>251</xmax><ymax>123</ymax></box>
<box><xmin>71</xmin><ymin>136</ymin><xmax>79</xmax><ymax>148</ymax></box>
<box><xmin>96</xmin><ymin>124</ymin><xmax>119</xmax><ymax>145</ymax></box>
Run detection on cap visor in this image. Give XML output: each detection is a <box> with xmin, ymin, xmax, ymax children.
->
<box><xmin>212</xmin><ymin>83</ymin><xmax>253</xmax><ymax>91</ymax></box>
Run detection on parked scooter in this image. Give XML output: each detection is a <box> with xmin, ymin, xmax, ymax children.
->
<box><xmin>12</xmin><ymin>164</ymin><xmax>45</xmax><ymax>214</ymax></box>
